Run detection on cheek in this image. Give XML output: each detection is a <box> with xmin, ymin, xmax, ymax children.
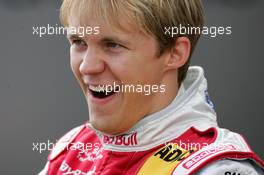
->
<box><xmin>70</xmin><ymin>51</ymin><xmax>82</xmax><ymax>79</ymax></box>
<box><xmin>70</xmin><ymin>58</ymin><xmax>77</xmax><ymax>75</ymax></box>
<box><xmin>103</xmin><ymin>55</ymin><xmax>133</xmax><ymax>82</ymax></box>
<box><xmin>130</xmin><ymin>58</ymin><xmax>162</xmax><ymax>84</ymax></box>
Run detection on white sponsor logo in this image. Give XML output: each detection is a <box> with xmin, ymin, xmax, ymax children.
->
<box><xmin>60</xmin><ymin>161</ymin><xmax>96</xmax><ymax>175</ymax></box>
<box><xmin>77</xmin><ymin>146</ymin><xmax>103</xmax><ymax>162</ymax></box>
<box><xmin>183</xmin><ymin>144</ymin><xmax>237</xmax><ymax>169</ymax></box>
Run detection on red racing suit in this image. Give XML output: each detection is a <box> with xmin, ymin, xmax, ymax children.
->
<box><xmin>39</xmin><ymin>66</ymin><xmax>264</xmax><ymax>175</ymax></box>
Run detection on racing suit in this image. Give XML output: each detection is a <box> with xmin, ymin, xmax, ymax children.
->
<box><xmin>39</xmin><ymin>66</ymin><xmax>264</xmax><ymax>175</ymax></box>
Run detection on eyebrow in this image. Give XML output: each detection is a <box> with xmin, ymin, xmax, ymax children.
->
<box><xmin>100</xmin><ymin>36</ymin><xmax>130</xmax><ymax>46</ymax></box>
<box><xmin>67</xmin><ymin>34</ymin><xmax>131</xmax><ymax>46</ymax></box>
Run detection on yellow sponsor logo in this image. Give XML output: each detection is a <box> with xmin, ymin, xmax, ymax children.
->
<box><xmin>137</xmin><ymin>143</ymin><xmax>194</xmax><ymax>175</ymax></box>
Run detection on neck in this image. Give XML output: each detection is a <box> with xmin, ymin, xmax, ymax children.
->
<box><xmin>147</xmin><ymin>71</ymin><xmax>179</xmax><ymax>116</ymax></box>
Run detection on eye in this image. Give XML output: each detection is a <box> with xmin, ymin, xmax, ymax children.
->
<box><xmin>105</xmin><ymin>42</ymin><xmax>122</xmax><ymax>49</ymax></box>
<box><xmin>72</xmin><ymin>39</ymin><xmax>87</xmax><ymax>46</ymax></box>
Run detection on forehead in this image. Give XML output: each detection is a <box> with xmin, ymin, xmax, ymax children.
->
<box><xmin>67</xmin><ymin>15</ymin><xmax>141</xmax><ymax>43</ymax></box>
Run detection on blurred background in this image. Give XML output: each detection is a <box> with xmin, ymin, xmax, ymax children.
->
<box><xmin>0</xmin><ymin>0</ymin><xmax>263</xmax><ymax>174</ymax></box>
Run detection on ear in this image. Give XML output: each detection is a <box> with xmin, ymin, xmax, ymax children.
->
<box><xmin>163</xmin><ymin>37</ymin><xmax>191</xmax><ymax>72</ymax></box>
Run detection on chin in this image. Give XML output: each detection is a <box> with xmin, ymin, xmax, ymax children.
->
<box><xmin>93</xmin><ymin>124</ymin><xmax>120</xmax><ymax>135</ymax></box>
<box><xmin>89</xmin><ymin>116</ymin><xmax>121</xmax><ymax>135</ymax></box>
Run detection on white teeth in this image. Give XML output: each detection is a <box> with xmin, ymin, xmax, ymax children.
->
<box><xmin>89</xmin><ymin>85</ymin><xmax>105</xmax><ymax>92</ymax></box>
<box><xmin>89</xmin><ymin>85</ymin><xmax>115</xmax><ymax>92</ymax></box>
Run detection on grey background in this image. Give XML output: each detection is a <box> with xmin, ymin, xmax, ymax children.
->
<box><xmin>0</xmin><ymin>0</ymin><xmax>263</xmax><ymax>174</ymax></box>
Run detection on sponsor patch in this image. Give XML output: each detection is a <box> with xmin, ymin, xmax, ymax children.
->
<box><xmin>137</xmin><ymin>143</ymin><xmax>195</xmax><ymax>175</ymax></box>
<box><xmin>183</xmin><ymin>144</ymin><xmax>237</xmax><ymax>169</ymax></box>
<box><xmin>103</xmin><ymin>132</ymin><xmax>138</xmax><ymax>146</ymax></box>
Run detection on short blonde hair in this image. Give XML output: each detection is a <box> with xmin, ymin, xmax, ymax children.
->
<box><xmin>60</xmin><ymin>0</ymin><xmax>204</xmax><ymax>83</ymax></box>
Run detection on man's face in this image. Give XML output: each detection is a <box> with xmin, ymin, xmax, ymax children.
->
<box><xmin>68</xmin><ymin>15</ymin><xmax>168</xmax><ymax>135</ymax></box>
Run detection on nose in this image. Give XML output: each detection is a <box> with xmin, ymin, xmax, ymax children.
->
<box><xmin>79</xmin><ymin>47</ymin><xmax>105</xmax><ymax>75</ymax></box>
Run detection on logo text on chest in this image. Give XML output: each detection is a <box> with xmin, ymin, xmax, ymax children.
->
<box><xmin>103</xmin><ymin>132</ymin><xmax>138</xmax><ymax>146</ymax></box>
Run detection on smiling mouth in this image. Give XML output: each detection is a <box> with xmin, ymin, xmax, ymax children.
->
<box><xmin>89</xmin><ymin>85</ymin><xmax>119</xmax><ymax>99</ymax></box>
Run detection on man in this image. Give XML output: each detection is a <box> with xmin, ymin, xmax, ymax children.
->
<box><xmin>39</xmin><ymin>0</ymin><xmax>263</xmax><ymax>174</ymax></box>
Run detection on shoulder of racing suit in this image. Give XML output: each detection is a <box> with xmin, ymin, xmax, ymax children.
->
<box><xmin>48</xmin><ymin>124</ymin><xmax>86</xmax><ymax>161</ymax></box>
<box><xmin>169</xmin><ymin>127</ymin><xmax>264</xmax><ymax>175</ymax></box>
